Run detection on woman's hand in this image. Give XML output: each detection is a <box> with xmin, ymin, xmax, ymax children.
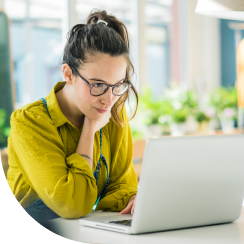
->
<box><xmin>84</xmin><ymin>110</ymin><xmax>111</xmax><ymax>134</ymax></box>
<box><xmin>76</xmin><ymin>110</ymin><xmax>111</xmax><ymax>170</ymax></box>
<box><xmin>119</xmin><ymin>195</ymin><xmax>136</xmax><ymax>215</ymax></box>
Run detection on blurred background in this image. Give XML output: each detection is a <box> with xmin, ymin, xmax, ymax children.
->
<box><xmin>0</xmin><ymin>0</ymin><xmax>244</xmax><ymax>178</ymax></box>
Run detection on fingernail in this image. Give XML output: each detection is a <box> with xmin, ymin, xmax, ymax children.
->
<box><xmin>132</xmin><ymin>210</ymin><xmax>134</xmax><ymax>214</ymax></box>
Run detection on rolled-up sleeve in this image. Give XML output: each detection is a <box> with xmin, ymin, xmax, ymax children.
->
<box><xmin>8</xmin><ymin>109</ymin><xmax>97</xmax><ymax>219</ymax></box>
<box><xmin>95</xmin><ymin>110</ymin><xmax>138</xmax><ymax>212</ymax></box>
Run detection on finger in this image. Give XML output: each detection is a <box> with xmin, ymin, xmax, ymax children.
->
<box><xmin>120</xmin><ymin>203</ymin><xmax>131</xmax><ymax>214</ymax></box>
<box><xmin>120</xmin><ymin>205</ymin><xmax>131</xmax><ymax>215</ymax></box>
<box><xmin>131</xmin><ymin>203</ymin><xmax>134</xmax><ymax>215</ymax></box>
<box><xmin>119</xmin><ymin>201</ymin><xmax>133</xmax><ymax>215</ymax></box>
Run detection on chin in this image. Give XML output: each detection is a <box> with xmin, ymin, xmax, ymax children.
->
<box><xmin>90</xmin><ymin>113</ymin><xmax>105</xmax><ymax>121</ymax></box>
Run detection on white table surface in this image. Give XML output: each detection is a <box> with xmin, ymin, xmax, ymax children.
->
<box><xmin>41</xmin><ymin>207</ymin><xmax>244</xmax><ymax>244</ymax></box>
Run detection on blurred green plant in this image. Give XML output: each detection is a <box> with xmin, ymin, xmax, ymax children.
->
<box><xmin>171</xmin><ymin>107</ymin><xmax>190</xmax><ymax>123</ymax></box>
<box><xmin>130</xmin><ymin>85</ymin><xmax>238</xmax><ymax>140</ymax></box>
<box><xmin>179</xmin><ymin>90</ymin><xmax>199</xmax><ymax>109</ymax></box>
<box><xmin>138</xmin><ymin>87</ymin><xmax>173</xmax><ymax>125</ymax></box>
<box><xmin>209</xmin><ymin>87</ymin><xmax>237</xmax><ymax>122</ymax></box>
<box><xmin>129</xmin><ymin>122</ymin><xmax>144</xmax><ymax>141</ymax></box>
<box><xmin>137</xmin><ymin>86</ymin><xmax>199</xmax><ymax>126</ymax></box>
<box><xmin>0</xmin><ymin>109</ymin><xmax>10</xmax><ymax>148</ymax></box>
<box><xmin>194</xmin><ymin>111</ymin><xmax>210</xmax><ymax>123</ymax></box>
<box><xmin>164</xmin><ymin>87</ymin><xmax>198</xmax><ymax>124</ymax></box>
<box><xmin>209</xmin><ymin>87</ymin><xmax>237</xmax><ymax>112</ymax></box>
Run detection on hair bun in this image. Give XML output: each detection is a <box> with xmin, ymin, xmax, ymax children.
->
<box><xmin>97</xmin><ymin>20</ymin><xmax>108</xmax><ymax>26</ymax></box>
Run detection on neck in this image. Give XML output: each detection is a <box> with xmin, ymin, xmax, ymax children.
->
<box><xmin>56</xmin><ymin>84</ymin><xmax>84</xmax><ymax>129</ymax></box>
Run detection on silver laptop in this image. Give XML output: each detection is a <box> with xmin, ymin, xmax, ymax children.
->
<box><xmin>79</xmin><ymin>134</ymin><xmax>244</xmax><ymax>234</ymax></box>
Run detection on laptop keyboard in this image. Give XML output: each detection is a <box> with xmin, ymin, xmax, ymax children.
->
<box><xmin>109</xmin><ymin>219</ymin><xmax>132</xmax><ymax>226</ymax></box>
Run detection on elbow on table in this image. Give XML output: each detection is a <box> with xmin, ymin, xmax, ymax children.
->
<box><xmin>47</xmin><ymin>184</ymin><xmax>97</xmax><ymax>219</ymax></box>
<box><xmin>55</xmin><ymin>197</ymin><xmax>96</xmax><ymax>219</ymax></box>
<box><xmin>59</xmin><ymin>205</ymin><xmax>94</xmax><ymax>219</ymax></box>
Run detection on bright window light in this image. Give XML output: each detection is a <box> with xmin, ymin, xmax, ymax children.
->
<box><xmin>4</xmin><ymin>0</ymin><xmax>27</xmax><ymax>18</ymax></box>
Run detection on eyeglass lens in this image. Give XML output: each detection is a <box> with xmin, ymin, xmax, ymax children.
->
<box><xmin>91</xmin><ymin>82</ymin><xmax>129</xmax><ymax>96</ymax></box>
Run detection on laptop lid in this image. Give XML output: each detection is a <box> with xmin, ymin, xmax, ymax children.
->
<box><xmin>131</xmin><ymin>134</ymin><xmax>244</xmax><ymax>234</ymax></box>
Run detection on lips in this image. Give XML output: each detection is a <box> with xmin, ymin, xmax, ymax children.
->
<box><xmin>95</xmin><ymin>108</ymin><xmax>108</xmax><ymax>114</ymax></box>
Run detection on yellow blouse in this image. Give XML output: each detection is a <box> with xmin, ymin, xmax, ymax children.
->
<box><xmin>7</xmin><ymin>81</ymin><xmax>138</xmax><ymax>219</ymax></box>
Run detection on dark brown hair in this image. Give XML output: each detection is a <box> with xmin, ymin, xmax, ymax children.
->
<box><xmin>62</xmin><ymin>9</ymin><xmax>138</xmax><ymax>127</ymax></box>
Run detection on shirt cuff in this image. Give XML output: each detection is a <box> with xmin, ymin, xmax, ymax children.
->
<box><xmin>96</xmin><ymin>189</ymin><xmax>137</xmax><ymax>212</ymax></box>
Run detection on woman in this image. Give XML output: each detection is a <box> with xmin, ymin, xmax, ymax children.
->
<box><xmin>7</xmin><ymin>9</ymin><xmax>138</xmax><ymax>223</ymax></box>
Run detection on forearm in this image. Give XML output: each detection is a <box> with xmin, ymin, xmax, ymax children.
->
<box><xmin>76</xmin><ymin>128</ymin><xmax>95</xmax><ymax>170</ymax></box>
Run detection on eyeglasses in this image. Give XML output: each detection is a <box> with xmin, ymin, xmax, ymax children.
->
<box><xmin>70</xmin><ymin>66</ymin><xmax>132</xmax><ymax>97</ymax></box>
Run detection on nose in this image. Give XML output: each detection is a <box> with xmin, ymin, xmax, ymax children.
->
<box><xmin>101</xmin><ymin>87</ymin><xmax>115</xmax><ymax>107</ymax></box>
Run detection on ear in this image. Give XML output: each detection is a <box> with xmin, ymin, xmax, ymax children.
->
<box><xmin>63</xmin><ymin>64</ymin><xmax>73</xmax><ymax>85</ymax></box>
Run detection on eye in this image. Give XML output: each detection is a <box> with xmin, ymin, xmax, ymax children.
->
<box><xmin>94</xmin><ymin>83</ymin><xmax>106</xmax><ymax>88</ymax></box>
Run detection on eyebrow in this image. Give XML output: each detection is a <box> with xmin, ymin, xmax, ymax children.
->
<box><xmin>89</xmin><ymin>78</ymin><xmax>125</xmax><ymax>83</ymax></box>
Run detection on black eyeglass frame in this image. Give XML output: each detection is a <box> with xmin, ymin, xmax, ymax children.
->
<box><xmin>70</xmin><ymin>66</ymin><xmax>132</xmax><ymax>97</ymax></box>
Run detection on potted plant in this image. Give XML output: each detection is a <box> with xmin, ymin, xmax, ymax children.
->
<box><xmin>204</xmin><ymin>107</ymin><xmax>218</xmax><ymax>132</ymax></box>
<box><xmin>158</xmin><ymin>99</ymin><xmax>174</xmax><ymax>135</ymax></box>
<box><xmin>170</xmin><ymin>107</ymin><xmax>190</xmax><ymax>135</ymax></box>
<box><xmin>138</xmin><ymin>88</ymin><xmax>165</xmax><ymax>137</ymax></box>
<box><xmin>164</xmin><ymin>86</ymin><xmax>198</xmax><ymax>136</ymax></box>
<box><xmin>194</xmin><ymin>110</ymin><xmax>210</xmax><ymax>132</ymax></box>
<box><xmin>218</xmin><ymin>107</ymin><xmax>237</xmax><ymax>133</ymax></box>
<box><xmin>209</xmin><ymin>87</ymin><xmax>237</xmax><ymax>133</ymax></box>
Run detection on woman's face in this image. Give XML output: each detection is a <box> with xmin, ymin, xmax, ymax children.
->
<box><xmin>71</xmin><ymin>53</ymin><xmax>127</xmax><ymax>121</ymax></box>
